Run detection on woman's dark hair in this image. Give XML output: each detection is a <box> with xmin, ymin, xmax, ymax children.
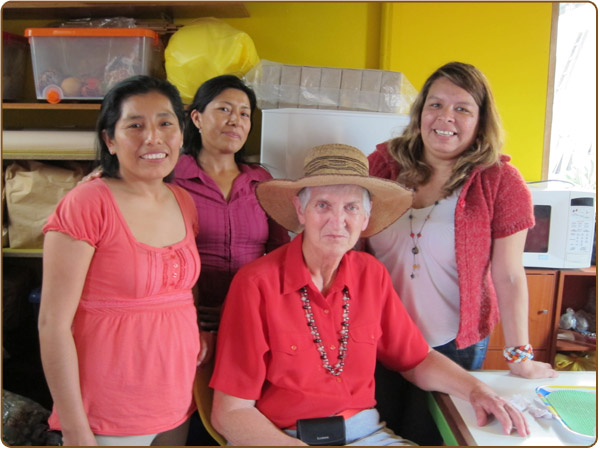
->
<box><xmin>96</xmin><ymin>75</ymin><xmax>185</xmax><ymax>178</ymax></box>
<box><xmin>182</xmin><ymin>74</ymin><xmax>257</xmax><ymax>164</ymax></box>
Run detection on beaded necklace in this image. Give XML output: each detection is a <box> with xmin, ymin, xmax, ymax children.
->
<box><xmin>408</xmin><ymin>201</ymin><xmax>439</xmax><ymax>279</ymax></box>
<box><xmin>299</xmin><ymin>286</ymin><xmax>350</xmax><ymax>376</ymax></box>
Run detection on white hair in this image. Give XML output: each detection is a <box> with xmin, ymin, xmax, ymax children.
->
<box><xmin>297</xmin><ymin>185</ymin><xmax>372</xmax><ymax>215</ymax></box>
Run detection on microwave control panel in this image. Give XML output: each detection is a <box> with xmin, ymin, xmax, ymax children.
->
<box><xmin>567</xmin><ymin>204</ymin><xmax>595</xmax><ymax>254</ymax></box>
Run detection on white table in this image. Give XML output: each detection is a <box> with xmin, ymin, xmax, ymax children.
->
<box><xmin>429</xmin><ymin>370</ymin><xmax>597</xmax><ymax>446</ymax></box>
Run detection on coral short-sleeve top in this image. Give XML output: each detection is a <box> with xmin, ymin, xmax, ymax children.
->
<box><xmin>42</xmin><ymin>178</ymin><xmax>201</xmax><ymax>436</ymax></box>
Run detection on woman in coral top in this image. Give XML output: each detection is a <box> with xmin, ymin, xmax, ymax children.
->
<box><xmin>39</xmin><ymin>76</ymin><xmax>206</xmax><ymax>446</ymax></box>
<box><xmin>366</xmin><ymin>62</ymin><xmax>557</xmax><ymax>444</ymax></box>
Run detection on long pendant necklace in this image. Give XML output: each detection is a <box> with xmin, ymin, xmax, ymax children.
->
<box><xmin>299</xmin><ymin>286</ymin><xmax>350</xmax><ymax>376</ymax></box>
<box><xmin>408</xmin><ymin>201</ymin><xmax>439</xmax><ymax>279</ymax></box>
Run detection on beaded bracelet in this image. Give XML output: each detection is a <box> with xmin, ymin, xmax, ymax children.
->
<box><xmin>503</xmin><ymin>344</ymin><xmax>534</xmax><ymax>363</ymax></box>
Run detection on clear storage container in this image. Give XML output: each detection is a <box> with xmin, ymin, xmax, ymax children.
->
<box><xmin>24</xmin><ymin>28</ymin><xmax>161</xmax><ymax>103</ymax></box>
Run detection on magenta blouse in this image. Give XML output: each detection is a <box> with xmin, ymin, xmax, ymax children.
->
<box><xmin>172</xmin><ymin>154</ymin><xmax>290</xmax><ymax>309</ymax></box>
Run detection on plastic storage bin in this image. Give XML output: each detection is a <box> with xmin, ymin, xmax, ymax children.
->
<box><xmin>2</xmin><ymin>32</ymin><xmax>29</xmax><ymax>100</ymax></box>
<box><xmin>24</xmin><ymin>28</ymin><xmax>161</xmax><ymax>103</ymax></box>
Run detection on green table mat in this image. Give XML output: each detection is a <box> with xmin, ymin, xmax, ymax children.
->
<box><xmin>545</xmin><ymin>390</ymin><xmax>596</xmax><ymax>437</ymax></box>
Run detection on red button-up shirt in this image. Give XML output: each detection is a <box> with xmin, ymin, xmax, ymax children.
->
<box><xmin>210</xmin><ymin>234</ymin><xmax>429</xmax><ymax>429</ymax></box>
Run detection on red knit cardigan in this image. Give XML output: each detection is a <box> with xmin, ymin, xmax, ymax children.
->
<box><xmin>368</xmin><ymin>142</ymin><xmax>535</xmax><ymax>348</ymax></box>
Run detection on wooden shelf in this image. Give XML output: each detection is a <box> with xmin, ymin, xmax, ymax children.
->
<box><xmin>2</xmin><ymin>102</ymin><xmax>192</xmax><ymax>110</ymax></box>
<box><xmin>2</xmin><ymin>1</ymin><xmax>249</xmax><ymax>20</ymax></box>
<box><xmin>2</xmin><ymin>102</ymin><xmax>101</xmax><ymax>110</ymax></box>
<box><xmin>556</xmin><ymin>339</ymin><xmax>596</xmax><ymax>352</ymax></box>
<box><xmin>2</xmin><ymin>248</ymin><xmax>43</xmax><ymax>258</ymax></box>
<box><xmin>2</xmin><ymin>150</ymin><xmax>96</xmax><ymax>160</ymax></box>
<box><xmin>561</xmin><ymin>266</ymin><xmax>597</xmax><ymax>276</ymax></box>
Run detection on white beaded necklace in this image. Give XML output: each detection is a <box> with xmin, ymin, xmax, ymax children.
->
<box><xmin>299</xmin><ymin>286</ymin><xmax>350</xmax><ymax>376</ymax></box>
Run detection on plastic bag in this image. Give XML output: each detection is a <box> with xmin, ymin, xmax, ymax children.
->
<box><xmin>554</xmin><ymin>352</ymin><xmax>597</xmax><ymax>371</ymax></box>
<box><xmin>165</xmin><ymin>18</ymin><xmax>259</xmax><ymax>103</ymax></box>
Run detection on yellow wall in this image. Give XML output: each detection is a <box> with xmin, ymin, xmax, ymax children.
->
<box><xmin>215</xmin><ymin>1</ymin><xmax>553</xmax><ymax>181</ymax></box>
<box><xmin>381</xmin><ymin>2</ymin><xmax>553</xmax><ymax>181</ymax></box>
<box><xmin>200</xmin><ymin>2</ymin><xmax>382</xmax><ymax>69</ymax></box>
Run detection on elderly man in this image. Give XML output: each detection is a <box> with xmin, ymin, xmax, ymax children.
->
<box><xmin>209</xmin><ymin>144</ymin><xmax>529</xmax><ymax>446</ymax></box>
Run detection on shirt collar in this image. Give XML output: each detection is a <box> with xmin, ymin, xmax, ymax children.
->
<box><xmin>283</xmin><ymin>234</ymin><xmax>311</xmax><ymax>295</ymax></box>
<box><xmin>174</xmin><ymin>154</ymin><xmax>265</xmax><ymax>182</ymax></box>
<box><xmin>173</xmin><ymin>154</ymin><xmax>203</xmax><ymax>180</ymax></box>
<box><xmin>282</xmin><ymin>233</ymin><xmax>352</xmax><ymax>297</ymax></box>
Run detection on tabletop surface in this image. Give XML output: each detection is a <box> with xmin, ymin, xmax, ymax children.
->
<box><xmin>447</xmin><ymin>370</ymin><xmax>597</xmax><ymax>446</ymax></box>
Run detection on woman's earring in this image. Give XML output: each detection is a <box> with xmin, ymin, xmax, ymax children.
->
<box><xmin>198</xmin><ymin>128</ymin><xmax>202</xmax><ymax>135</ymax></box>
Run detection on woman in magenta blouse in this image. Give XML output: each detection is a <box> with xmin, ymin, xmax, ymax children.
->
<box><xmin>172</xmin><ymin>75</ymin><xmax>290</xmax><ymax>333</ymax></box>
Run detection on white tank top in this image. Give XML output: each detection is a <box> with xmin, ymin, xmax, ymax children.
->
<box><xmin>368</xmin><ymin>191</ymin><xmax>460</xmax><ymax>347</ymax></box>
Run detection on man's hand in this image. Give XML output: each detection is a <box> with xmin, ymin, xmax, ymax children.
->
<box><xmin>469</xmin><ymin>384</ymin><xmax>530</xmax><ymax>437</ymax></box>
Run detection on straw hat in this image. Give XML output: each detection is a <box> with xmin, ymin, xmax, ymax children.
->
<box><xmin>256</xmin><ymin>143</ymin><xmax>413</xmax><ymax>237</ymax></box>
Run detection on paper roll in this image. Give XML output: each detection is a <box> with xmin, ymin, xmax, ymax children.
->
<box><xmin>2</xmin><ymin>130</ymin><xmax>96</xmax><ymax>152</ymax></box>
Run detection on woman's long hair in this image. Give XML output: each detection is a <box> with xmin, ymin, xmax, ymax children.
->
<box><xmin>388</xmin><ymin>62</ymin><xmax>503</xmax><ymax>196</ymax></box>
<box><xmin>182</xmin><ymin>74</ymin><xmax>257</xmax><ymax>164</ymax></box>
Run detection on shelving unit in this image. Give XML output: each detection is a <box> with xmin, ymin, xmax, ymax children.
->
<box><xmin>482</xmin><ymin>266</ymin><xmax>596</xmax><ymax>370</ymax></box>
<box><xmin>552</xmin><ymin>267</ymin><xmax>597</xmax><ymax>358</ymax></box>
<box><xmin>2</xmin><ymin>1</ymin><xmax>251</xmax><ymax>255</ymax></box>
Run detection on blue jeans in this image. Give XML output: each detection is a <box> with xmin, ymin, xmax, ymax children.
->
<box><xmin>434</xmin><ymin>336</ymin><xmax>490</xmax><ymax>370</ymax></box>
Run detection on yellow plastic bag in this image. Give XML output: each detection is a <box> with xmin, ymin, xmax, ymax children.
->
<box><xmin>555</xmin><ymin>352</ymin><xmax>597</xmax><ymax>371</ymax></box>
<box><xmin>165</xmin><ymin>18</ymin><xmax>259</xmax><ymax>103</ymax></box>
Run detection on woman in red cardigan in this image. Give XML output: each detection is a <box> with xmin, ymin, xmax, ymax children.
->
<box><xmin>366</xmin><ymin>62</ymin><xmax>557</xmax><ymax>444</ymax></box>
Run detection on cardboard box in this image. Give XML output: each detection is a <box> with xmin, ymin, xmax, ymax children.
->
<box><xmin>318</xmin><ymin>67</ymin><xmax>342</xmax><ymax>109</ymax></box>
<box><xmin>300</xmin><ymin>66</ymin><xmax>322</xmax><ymax>109</ymax></box>
<box><xmin>339</xmin><ymin>69</ymin><xmax>362</xmax><ymax>110</ymax></box>
<box><xmin>279</xmin><ymin>64</ymin><xmax>302</xmax><ymax>108</ymax></box>
<box><xmin>245</xmin><ymin>60</ymin><xmax>417</xmax><ymax>113</ymax></box>
<box><xmin>359</xmin><ymin>70</ymin><xmax>382</xmax><ymax>112</ymax></box>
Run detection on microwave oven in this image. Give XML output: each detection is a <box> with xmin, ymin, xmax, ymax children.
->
<box><xmin>523</xmin><ymin>183</ymin><xmax>596</xmax><ymax>269</ymax></box>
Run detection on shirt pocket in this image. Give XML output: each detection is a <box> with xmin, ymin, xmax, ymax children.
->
<box><xmin>349</xmin><ymin>322</ymin><xmax>380</xmax><ymax>345</ymax></box>
<box><xmin>270</xmin><ymin>331</ymin><xmax>313</xmax><ymax>356</ymax></box>
<box><xmin>347</xmin><ymin>323</ymin><xmax>381</xmax><ymax>379</ymax></box>
<box><xmin>268</xmin><ymin>331</ymin><xmax>317</xmax><ymax>387</ymax></box>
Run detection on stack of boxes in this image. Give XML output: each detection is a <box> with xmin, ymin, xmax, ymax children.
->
<box><xmin>246</xmin><ymin>60</ymin><xmax>418</xmax><ymax>114</ymax></box>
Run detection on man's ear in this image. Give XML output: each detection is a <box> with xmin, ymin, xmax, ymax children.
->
<box><xmin>361</xmin><ymin>202</ymin><xmax>372</xmax><ymax>232</ymax></box>
<box><xmin>293</xmin><ymin>196</ymin><xmax>306</xmax><ymax>226</ymax></box>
